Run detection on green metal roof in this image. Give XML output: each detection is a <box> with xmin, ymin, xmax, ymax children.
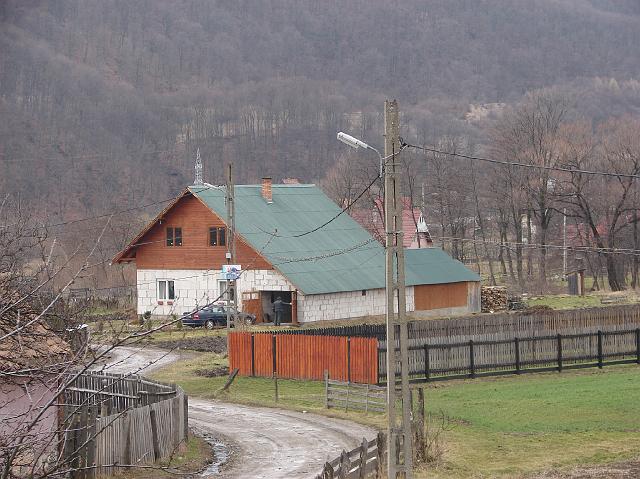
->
<box><xmin>190</xmin><ymin>184</ymin><xmax>479</xmax><ymax>295</ymax></box>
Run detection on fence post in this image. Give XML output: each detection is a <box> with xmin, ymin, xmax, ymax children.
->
<box><xmin>183</xmin><ymin>394</ymin><xmax>189</xmax><ymax>442</ymax></box>
<box><xmin>86</xmin><ymin>406</ymin><xmax>97</xmax><ymax>479</ymax></box>
<box><xmin>347</xmin><ymin>337</ymin><xmax>351</xmax><ymax>383</ymax></box>
<box><xmin>251</xmin><ymin>333</ymin><xmax>256</xmax><ymax>377</ymax></box>
<box><xmin>557</xmin><ymin>334</ymin><xmax>563</xmax><ymax>372</ymax></box>
<box><xmin>424</xmin><ymin>344</ymin><xmax>430</xmax><ymax>381</ymax></box>
<box><xmin>338</xmin><ymin>449</ymin><xmax>350</xmax><ymax>478</ymax></box>
<box><xmin>636</xmin><ymin>329</ymin><xmax>640</xmax><ymax>364</ymax></box>
<box><xmin>322</xmin><ymin>462</ymin><xmax>335</xmax><ymax>479</ymax></box>
<box><xmin>123</xmin><ymin>411</ymin><xmax>131</xmax><ymax>466</ymax></box>
<box><xmin>597</xmin><ymin>330</ymin><xmax>603</xmax><ymax>369</ymax></box>
<box><xmin>515</xmin><ymin>337</ymin><xmax>521</xmax><ymax>374</ymax></box>
<box><xmin>358</xmin><ymin>437</ymin><xmax>368</xmax><ymax>479</ymax></box>
<box><xmin>324</xmin><ymin>370</ymin><xmax>329</xmax><ymax>409</ymax></box>
<box><xmin>469</xmin><ymin>340</ymin><xmax>475</xmax><ymax>378</ymax></box>
<box><xmin>375</xmin><ymin>432</ymin><xmax>385</xmax><ymax>479</ymax></box>
<box><xmin>149</xmin><ymin>408</ymin><xmax>161</xmax><ymax>461</ymax></box>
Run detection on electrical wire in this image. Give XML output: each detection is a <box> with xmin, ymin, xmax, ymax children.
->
<box><xmin>403</xmin><ymin>141</ymin><xmax>640</xmax><ymax>180</ymax></box>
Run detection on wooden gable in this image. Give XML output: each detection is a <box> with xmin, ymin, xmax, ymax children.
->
<box><xmin>113</xmin><ymin>192</ymin><xmax>272</xmax><ymax>271</ymax></box>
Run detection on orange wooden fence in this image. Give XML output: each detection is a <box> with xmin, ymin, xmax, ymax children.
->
<box><xmin>228</xmin><ymin>332</ymin><xmax>379</xmax><ymax>384</ymax></box>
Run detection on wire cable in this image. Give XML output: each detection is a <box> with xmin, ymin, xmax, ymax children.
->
<box><xmin>403</xmin><ymin>141</ymin><xmax>640</xmax><ymax>180</ymax></box>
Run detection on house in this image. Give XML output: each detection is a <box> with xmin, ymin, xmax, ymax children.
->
<box><xmin>349</xmin><ymin>197</ymin><xmax>433</xmax><ymax>249</ymax></box>
<box><xmin>113</xmin><ymin>178</ymin><xmax>480</xmax><ymax>323</ymax></box>
<box><xmin>0</xmin><ymin>293</ymin><xmax>70</xmax><ymax>475</ymax></box>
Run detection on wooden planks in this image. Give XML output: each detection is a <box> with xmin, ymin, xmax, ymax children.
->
<box><xmin>62</xmin><ymin>373</ymin><xmax>188</xmax><ymax>478</ymax></box>
<box><xmin>414</xmin><ymin>282</ymin><xmax>469</xmax><ymax>310</ymax></box>
<box><xmin>228</xmin><ymin>332</ymin><xmax>379</xmax><ymax>383</ymax></box>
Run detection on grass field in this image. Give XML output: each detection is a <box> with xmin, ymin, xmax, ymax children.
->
<box><xmin>151</xmin><ymin>353</ymin><xmax>640</xmax><ymax>478</ymax></box>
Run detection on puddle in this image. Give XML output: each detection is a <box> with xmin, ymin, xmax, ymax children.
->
<box><xmin>198</xmin><ymin>432</ymin><xmax>230</xmax><ymax>477</ymax></box>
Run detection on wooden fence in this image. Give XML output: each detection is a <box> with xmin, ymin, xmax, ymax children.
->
<box><xmin>315</xmin><ymin>433</ymin><xmax>385</xmax><ymax>479</ymax></box>
<box><xmin>61</xmin><ymin>372</ymin><xmax>188</xmax><ymax>478</ymax></box>
<box><xmin>378</xmin><ymin>328</ymin><xmax>640</xmax><ymax>383</ymax></box>
<box><xmin>325</xmin><ymin>373</ymin><xmax>386</xmax><ymax>413</ymax></box>
<box><xmin>228</xmin><ymin>332</ymin><xmax>379</xmax><ymax>383</ymax></box>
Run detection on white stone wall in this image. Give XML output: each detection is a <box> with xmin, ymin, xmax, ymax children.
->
<box><xmin>136</xmin><ymin>268</ymin><xmax>293</xmax><ymax>316</ymax></box>
<box><xmin>298</xmin><ymin>286</ymin><xmax>416</xmax><ymax>323</ymax></box>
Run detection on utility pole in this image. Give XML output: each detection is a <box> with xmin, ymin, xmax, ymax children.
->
<box><xmin>384</xmin><ymin>99</ymin><xmax>413</xmax><ymax>479</ymax></box>
<box><xmin>225</xmin><ymin>163</ymin><xmax>236</xmax><ymax>331</ymax></box>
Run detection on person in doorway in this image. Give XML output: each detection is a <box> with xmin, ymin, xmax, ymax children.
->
<box><xmin>272</xmin><ymin>296</ymin><xmax>291</xmax><ymax>326</ymax></box>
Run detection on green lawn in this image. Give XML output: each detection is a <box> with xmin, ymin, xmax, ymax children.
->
<box><xmin>152</xmin><ymin>353</ymin><xmax>640</xmax><ymax>478</ymax></box>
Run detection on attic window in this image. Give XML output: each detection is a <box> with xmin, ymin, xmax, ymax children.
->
<box><xmin>209</xmin><ymin>227</ymin><xmax>226</xmax><ymax>247</ymax></box>
<box><xmin>166</xmin><ymin>227</ymin><xmax>182</xmax><ymax>247</ymax></box>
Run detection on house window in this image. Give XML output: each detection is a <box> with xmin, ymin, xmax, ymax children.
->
<box><xmin>158</xmin><ymin>280</ymin><xmax>175</xmax><ymax>301</ymax></box>
<box><xmin>362</xmin><ymin>290</ymin><xmax>367</xmax><ymax>296</ymax></box>
<box><xmin>166</xmin><ymin>227</ymin><xmax>182</xmax><ymax>247</ymax></box>
<box><xmin>209</xmin><ymin>227</ymin><xmax>226</xmax><ymax>247</ymax></box>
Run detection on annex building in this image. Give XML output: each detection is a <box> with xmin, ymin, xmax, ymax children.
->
<box><xmin>113</xmin><ymin>179</ymin><xmax>480</xmax><ymax>323</ymax></box>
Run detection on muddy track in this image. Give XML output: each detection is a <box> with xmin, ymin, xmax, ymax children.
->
<box><xmin>101</xmin><ymin>346</ymin><xmax>376</xmax><ymax>479</ymax></box>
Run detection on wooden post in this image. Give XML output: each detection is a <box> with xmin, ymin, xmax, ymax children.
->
<box><xmin>557</xmin><ymin>334</ymin><xmax>563</xmax><ymax>372</ymax></box>
<box><xmin>183</xmin><ymin>394</ymin><xmax>189</xmax><ymax>442</ymax></box>
<box><xmin>469</xmin><ymin>340</ymin><xmax>476</xmax><ymax>378</ymax></box>
<box><xmin>123</xmin><ymin>412</ymin><xmax>132</xmax><ymax>466</ymax></box>
<box><xmin>324</xmin><ymin>370</ymin><xmax>329</xmax><ymax>409</ymax></box>
<box><xmin>149</xmin><ymin>408</ymin><xmax>161</xmax><ymax>461</ymax></box>
<box><xmin>414</xmin><ymin>388</ymin><xmax>425</xmax><ymax>463</ymax></box>
<box><xmin>515</xmin><ymin>337</ymin><xmax>521</xmax><ymax>374</ymax></box>
<box><xmin>375</xmin><ymin>432</ymin><xmax>385</xmax><ymax>479</ymax></box>
<box><xmin>172</xmin><ymin>394</ymin><xmax>181</xmax><ymax>447</ymax></box>
<box><xmin>338</xmin><ymin>449</ymin><xmax>350</xmax><ymax>479</ymax></box>
<box><xmin>322</xmin><ymin>462</ymin><xmax>335</xmax><ymax>479</ymax></box>
<box><xmin>424</xmin><ymin>344</ymin><xmax>430</xmax><ymax>381</ymax></box>
<box><xmin>359</xmin><ymin>437</ymin><xmax>368</xmax><ymax>479</ymax></box>
<box><xmin>597</xmin><ymin>330</ymin><xmax>603</xmax><ymax>369</ymax></box>
<box><xmin>86</xmin><ymin>406</ymin><xmax>97</xmax><ymax>479</ymax></box>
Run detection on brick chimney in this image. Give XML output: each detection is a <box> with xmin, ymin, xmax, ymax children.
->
<box><xmin>261</xmin><ymin>177</ymin><xmax>273</xmax><ymax>203</ymax></box>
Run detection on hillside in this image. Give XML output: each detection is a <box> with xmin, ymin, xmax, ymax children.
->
<box><xmin>1</xmin><ymin>0</ymin><xmax>640</xmax><ymax>220</ymax></box>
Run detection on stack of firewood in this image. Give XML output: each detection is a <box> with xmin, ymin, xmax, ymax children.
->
<box><xmin>481</xmin><ymin>286</ymin><xmax>508</xmax><ymax>312</ymax></box>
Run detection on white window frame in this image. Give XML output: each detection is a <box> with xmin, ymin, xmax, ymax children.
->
<box><xmin>157</xmin><ymin>280</ymin><xmax>175</xmax><ymax>301</ymax></box>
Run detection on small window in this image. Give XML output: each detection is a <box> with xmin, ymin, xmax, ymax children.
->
<box><xmin>209</xmin><ymin>227</ymin><xmax>226</xmax><ymax>247</ymax></box>
<box><xmin>362</xmin><ymin>290</ymin><xmax>367</xmax><ymax>296</ymax></box>
<box><xmin>166</xmin><ymin>227</ymin><xmax>182</xmax><ymax>247</ymax></box>
<box><xmin>157</xmin><ymin>280</ymin><xmax>175</xmax><ymax>300</ymax></box>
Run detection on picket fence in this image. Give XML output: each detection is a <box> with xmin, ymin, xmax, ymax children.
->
<box><xmin>62</xmin><ymin>372</ymin><xmax>188</xmax><ymax>478</ymax></box>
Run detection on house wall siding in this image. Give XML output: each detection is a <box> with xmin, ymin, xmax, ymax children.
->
<box><xmin>132</xmin><ymin>194</ymin><xmax>272</xmax><ymax>270</ymax></box>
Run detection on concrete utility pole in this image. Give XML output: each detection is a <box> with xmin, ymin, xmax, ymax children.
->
<box><xmin>384</xmin><ymin>99</ymin><xmax>413</xmax><ymax>478</ymax></box>
<box><xmin>226</xmin><ymin>163</ymin><xmax>237</xmax><ymax>331</ymax></box>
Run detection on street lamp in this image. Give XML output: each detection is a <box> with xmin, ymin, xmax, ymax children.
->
<box><xmin>337</xmin><ymin>132</ymin><xmax>384</xmax><ymax>178</ymax></box>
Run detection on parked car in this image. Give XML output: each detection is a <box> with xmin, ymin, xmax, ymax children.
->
<box><xmin>181</xmin><ymin>305</ymin><xmax>256</xmax><ymax>329</ymax></box>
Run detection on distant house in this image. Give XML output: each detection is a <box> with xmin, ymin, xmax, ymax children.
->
<box><xmin>113</xmin><ymin>179</ymin><xmax>480</xmax><ymax>323</ymax></box>
<box><xmin>0</xmin><ymin>297</ymin><xmax>70</xmax><ymax>476</ymax></box>
<box><xmin>350</xmin><ymin>197</ymin><xmax>433</xmax><ymax>249</ymax></box>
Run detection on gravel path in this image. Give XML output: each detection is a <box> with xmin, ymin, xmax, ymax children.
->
<box><xmin>100</xmin><ymin>346</ymin><xmax>376</xmax><ymax>479</ymax></box>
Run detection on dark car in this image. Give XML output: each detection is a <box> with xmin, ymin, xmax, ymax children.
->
<box><xmin>181</xmin><ymin>305</ymin><xmax>255</xmax><ymax>329</ymax></box>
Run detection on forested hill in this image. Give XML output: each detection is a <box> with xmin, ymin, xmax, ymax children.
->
<box><xmin>1</xmin><ymin>0</ymin><xmax>640</xmax><ymax>218</ymax></box>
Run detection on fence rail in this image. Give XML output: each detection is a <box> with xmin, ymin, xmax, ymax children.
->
<box><xmin>325</xmin><ymin>373</ymin><xmax>386</xmax><ymax>413</ymax></box>
<box><xmin>315</xmin><ymin>433</ymin><xmax>385</xmax><ymax>479</ymax></box>
<box><xmin>378</xmin><ymin>328</ymin><xmax>640</xmax><ymax>383</ymax></box>
<box><xmin>62</xmin><ymin>372</ymin><xmax>188</xmax><ymax>478</ymax></box>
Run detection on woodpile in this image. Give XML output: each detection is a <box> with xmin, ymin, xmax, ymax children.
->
<box><xmin>481</xmin><ymin>286</ymin><xmax>508</xmax><ymax>313</ymax></box>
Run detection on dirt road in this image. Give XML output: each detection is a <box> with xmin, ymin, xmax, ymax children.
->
<box><xmin>101</xmin><ymin>346</ymin><xmax>376</xmax><ymax>479</ymax></box>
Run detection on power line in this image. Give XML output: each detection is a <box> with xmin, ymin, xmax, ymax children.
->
<box><xmin>404</xmin><ymin>142</ymin><xmax>640</xmax><ymax>180</ymax></box>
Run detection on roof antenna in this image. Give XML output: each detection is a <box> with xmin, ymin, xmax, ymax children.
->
<box><xmin>194</xmin><ymin>147</ymin><xmax>203</xmax><ymax>185</ymax></box>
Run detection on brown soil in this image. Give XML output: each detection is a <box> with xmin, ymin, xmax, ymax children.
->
<box><xmin>194</xmin><ymin>365</ymin><xmax>229</xmax><ymax>377</ymax></box>
<box><xmin>531</xmin><ymin>460</ymin><xmax>640</xmax><ymax>478</ymax></box>
<box><xmin>154</xmin><ymin>336</ymin><xmax>227</xmax><ymax>353</ymax></box>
